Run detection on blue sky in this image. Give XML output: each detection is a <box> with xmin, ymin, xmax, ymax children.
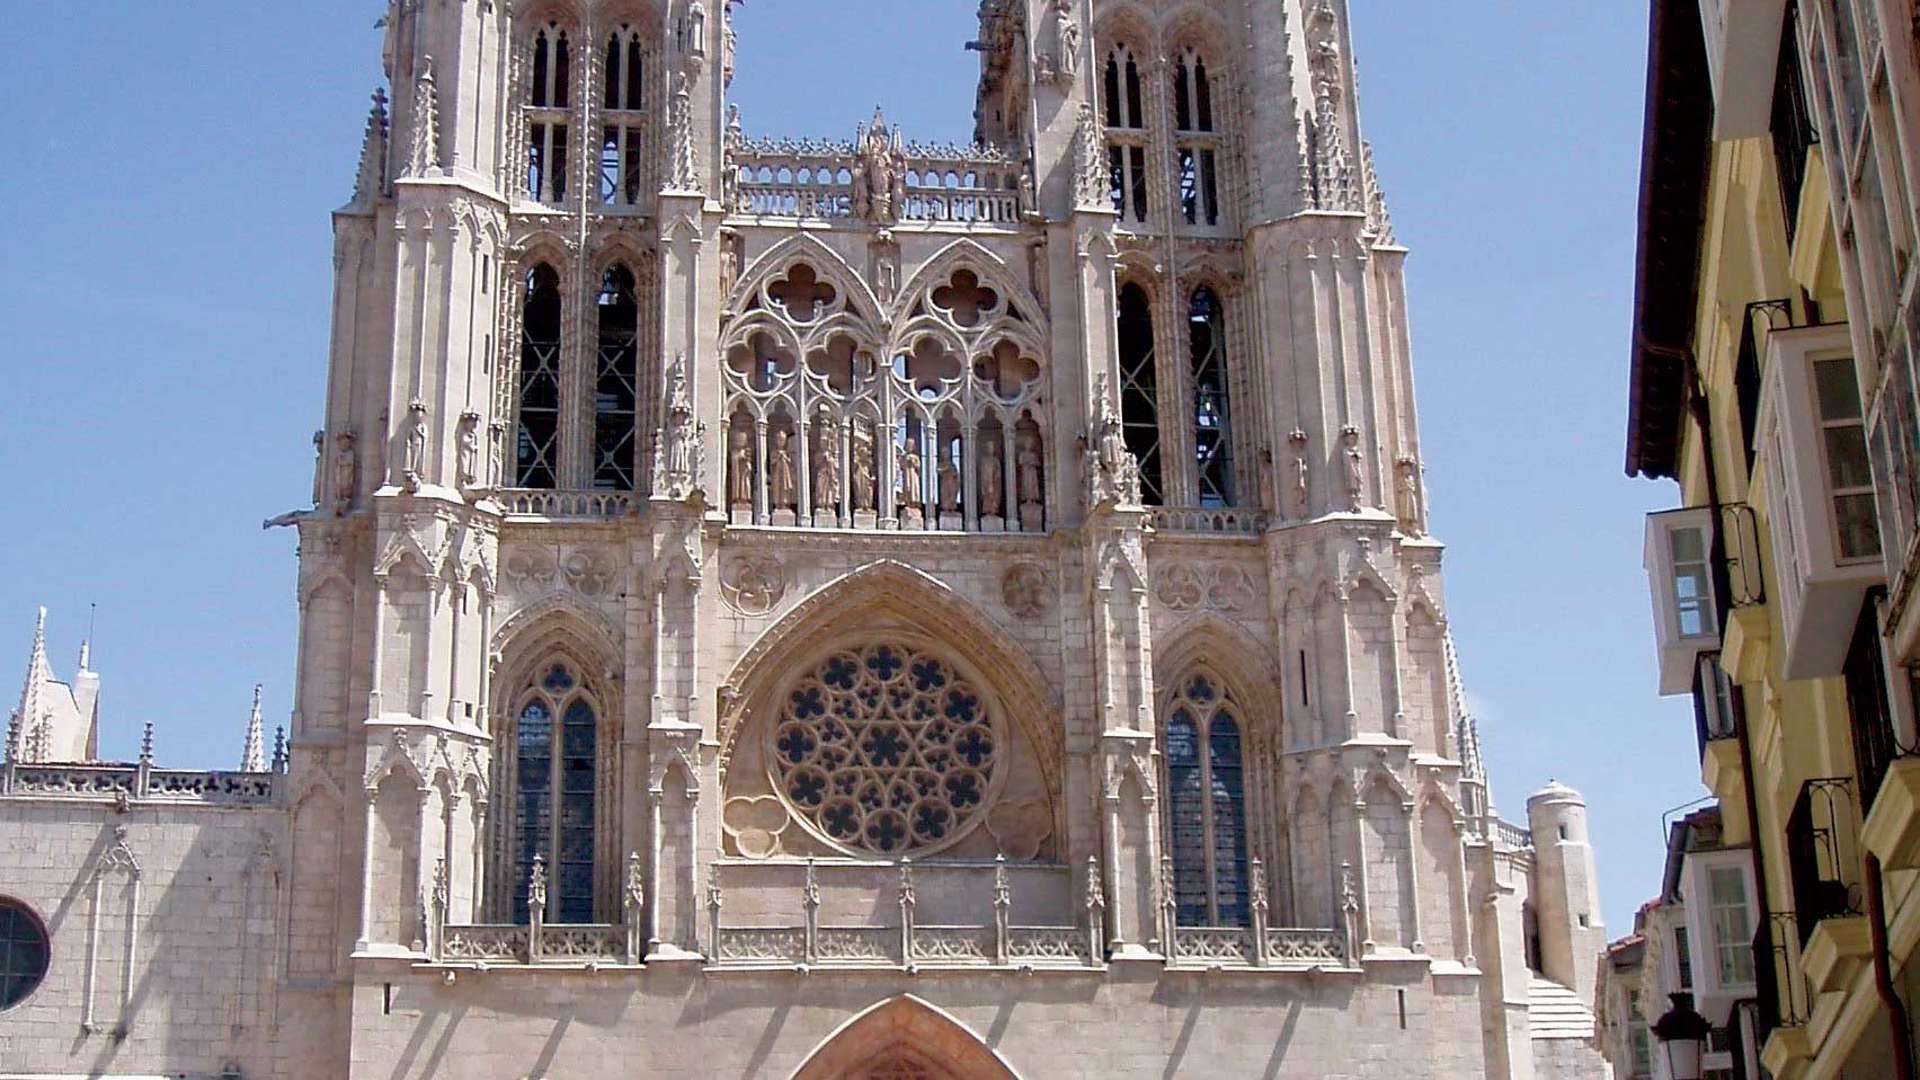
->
<box><xmin>0</xmin><ymin>3</ymin><xmax>1693</xmax><ymax>934</ymax></box>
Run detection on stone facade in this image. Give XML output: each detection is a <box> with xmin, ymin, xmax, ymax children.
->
<box><xmin>1</xmin><ymin>1</ymin><xmax>1609</xmax><ymax>1077</ymax></box>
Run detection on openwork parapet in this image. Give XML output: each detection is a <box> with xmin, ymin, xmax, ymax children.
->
<box><xmin>3</xmin><ymin>762</ymin><xmax>280</xmax><ymax>806</ymax></box>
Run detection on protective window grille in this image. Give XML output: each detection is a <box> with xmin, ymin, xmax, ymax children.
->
<box><xmin>516</xmin><ymin>265</ymin><xmax>563</xmax><ymax>489</ymax></box>
<box><xmin>594</xmin><ymin>266</ymin><xmax>640</xmax><ymax>491</ymax></box>
<box><xmin>599</xmin><ymin>26</ymin><xmax>646</xmax><ymax>207</ymax></box>
<box><xmin>1165</xmin><ymin>674</ymin><xmax>1250</xmax><ymax>927</ymax></box>
<box><xmin>1117</xmin><ymin>283</ymin><xmax>1164</xmax><ymax>504</ymax></box>
<box><xmin>512</xmin><ymin>663</ymin><xmax>598</xmax><ymax>924</ymax></box>
<box><xmin>0</xmin><ymin>900</ymin><xmax>50</xmax><ymax>1009</ymax></box>
<box><xmin>1173</xmin><ymin>50</ymin><xmax>1220</xmax><ymax>227</ymax></box>
<box><xmin>525</xmin><ymin>24</ymin><xmax>572</xmax><ymax>203</ymax></box>
<box><xmin>1189</xmin><ymin>286</ymin><xmax>1233</xmax><ymax>506</ymax></box>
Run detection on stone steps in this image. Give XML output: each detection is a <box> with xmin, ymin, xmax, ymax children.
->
<box><xmin>1528</xmin><ymin>976</ymin><xmax>1596</xmax><ymax>1040</ymax></box>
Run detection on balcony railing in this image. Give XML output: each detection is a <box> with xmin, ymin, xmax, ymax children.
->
<box><xmin>1736</xmin><ymin>299</ymin><xmax>1796</xmax><ymax>475</ymax></box>
<box><xmin>1493</xmin><ymin>819</ymin><xmax>1535</xmax><ymax>851</ymax></box>
<box><xmin>496</xmin><ymin>488</ymin><xmax>638</xmax><ymax>521</ymax></box>
<box><xmin>1786</xmin><ymin>777</ymin><xmax>1864</xmax><ymax>948</ymax></box>
<box><xmin>1755</xmin><ymin>912</ymin><xmax>1811</xmax><ymax>1040</ymax></box>
<box><xmin>728</xmin><ymin>136</ymin><xmax>1027</xmax><ymax>227</ymax></box>
<box><xmin>1147</xmin><ymin>507</ymin><xmax>1271</xmax><ymax>536</ymax></box>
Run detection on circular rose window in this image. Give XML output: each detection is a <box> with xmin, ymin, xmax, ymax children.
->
<box><xmin>770</xmin><ymin>643</ymin><xmax>1000</xmax><ymax>855</ymax></box>
<box><xmin>0</xmin><ymin>898</ymin><xmax>50</xmax><ymax>1010</ymax></box>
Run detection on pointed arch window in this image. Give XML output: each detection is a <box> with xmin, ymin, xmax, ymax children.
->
<box><xmin>599</xmin><ymin>24</ymin><xmax>647</xmax><ymax>207</ymax></box>
<box><xmin>1117</xmin><ymin>282</ymin><xmax>1164</xmax><ymax>504</ymax></box>
<box><xmin>1103</xmin><ymin>43</ymin><xmax>1149</xmax><ymax>223</ymax></box>
<box><xmin>516</xmin><ymin>264</ymin><xmax>563</xmax><ymax>489</ymax></box>
<box><xmin>525</xmin><ymin>22</ymin><xmax>572</xmax><ymax>204</ymax></box>
<box><xmin>1173</xmin><ymin>48</ymin><xmax>1221</xmax><ymax>227</ymax></box>
<box><xmin>1189</xmin><ymin>286</ymin><xmax>1233</xmax><ymax>506</ymax></box>
<box><xmin>511</xmin><ymin>662</ymin><xmax>598</xmax><ymax>924</ymax></box>
<box><xmin>593</xmin><ymin>265</ymin><xmax>640</xmax><ymax>491</ymax></box>
<box><xmin>1165</xmin><ymin>674</ymin><xmax>1249</xmax><ymax>927</ymax></box>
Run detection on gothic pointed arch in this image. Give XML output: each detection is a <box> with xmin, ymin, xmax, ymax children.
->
<box><xmin>790</xmin><ymin>995</ymin><xmax>1024</xmax><ymax>1080</ymax></box>
<box><xmin>718</xmin><ymin>560</ymin><xmax>1061</xmax><ymax>861</ymax></box>
<box><xmin>888</xmin><ymin>238</ymin><xmax>1048</xmax><ymax>340</ymax></box>
<box><xmin>729</xmin><ymin>232</ymin><xmax>886</xmax><ymax>329</ymax></box>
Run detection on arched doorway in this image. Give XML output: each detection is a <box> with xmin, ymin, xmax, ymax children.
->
<box><xmin>791</xmin><ymin>996</ymin><xmax>1022</xmax><ymax>1080</ymax></box>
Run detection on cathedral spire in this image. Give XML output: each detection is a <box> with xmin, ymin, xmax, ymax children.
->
<box><xmin>352</xmin><ymin>87</ymin><xmax>391</xmax><ymax>205</ymax></box>
<box><xmin>241</xmin><ymin>684</ymin><xmax>266</xmax><ymax>774</ymax></box>
<box><xmin>14</xmin><ymin>608</ymin><xmax>49</xmax><ymax>765</ymax></box>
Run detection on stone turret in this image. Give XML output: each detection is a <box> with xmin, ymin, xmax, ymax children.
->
<box><xmin>1527</xmin><ymin>779</ymin><xmax>1607</xmax><ymax>1005</ymax></box>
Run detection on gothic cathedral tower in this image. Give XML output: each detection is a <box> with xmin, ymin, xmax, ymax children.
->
<box><xmin>266</xmin><ymin>1</ymin><xmax>1607</xmax><ymax>1076</ymax></box>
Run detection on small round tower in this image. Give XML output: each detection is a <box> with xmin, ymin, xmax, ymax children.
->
<box><xmin>1526</xmin><ymin>780</ymin><xmax>1606</xmax><ymax>1004</ymax></box>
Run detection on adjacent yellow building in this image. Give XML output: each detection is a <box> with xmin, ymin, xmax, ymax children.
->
<box><xmin>1624</xmin><ymin>0</ymin><xmax>1920</xmax><ymax>1077</ymax></box>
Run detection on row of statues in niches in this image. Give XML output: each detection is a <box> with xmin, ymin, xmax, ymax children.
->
<box><xmin>724</xmin><ymin>405</ymin><xmax>1048</xmax><ymax>532</ymax></box>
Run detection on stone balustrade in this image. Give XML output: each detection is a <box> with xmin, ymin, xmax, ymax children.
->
<box><xmin>496</xmin><ymin>488</ymin><xmax>638</xmax><ymax>521</ymax></box>
<box><xmin>728</xmin><ymin>136</ymin><xmax>1027</xmax><ymax>228</ymax></box>
<box><xmin>2</xmin><ymin>761</ymin><xmax>280</xmax><ymax>806</ymax></box>
<box><xmin>1148</xmin><ymin>506</ymin><xmax>1272</xmax><ymax>536</ymax></box>
<box><xmin>1492</xmin><ymin>819</ymin><xmax>1534</xmax><ymax>851</ymax></box>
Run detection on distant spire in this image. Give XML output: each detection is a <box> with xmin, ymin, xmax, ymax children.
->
<box><xmin>242</xmin><ymin>684</ymin><xmax>266</xmax><ymax>773</ymax></box>
<box><xmin>352</xmin><ymin>87</ymin><xmax>390</xmax><ymax>203</ymax></box>
<box><xmin>1444</xmin><ymin>631</ymin><xmax>1492</xmax><ymax>823</ymax></box>
<box><xmin>14</xmin><ymin>608</ymin><xmax>50</xmax><ymax>765</ymax></box>
<box><xmin>139</xmin><ymin>721</ymin><xmax>154</xmax><ymax>767</ymax></box>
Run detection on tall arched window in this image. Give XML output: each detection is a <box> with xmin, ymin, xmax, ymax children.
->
<box><xmin>1173</xmin><ymin>49</ymin><xmax>1221</xmax><ymax>227</ymax></box>
<box><xmin>1117</xmin><ymin>282</ymin><xmax>1164</xmax><ymax>504</ymax></box>
<box><xmin>594</xmin><ymin>265</ymin><xmax>639</xmax><ymax>491</ymax></box>
<box><xmin>599</xmin><ymin>25</ymin><xmax>646</xmax><ymax>207</ymax></box>
<box><xmin>511</xmin><ymin>662</ymin><xmax>598</xmax><ymax>924</ymax></box>
<box><xmin>516</xmin><ymin>264</ymin><xmax>563</xmax><ymax>489</ymax></box>
<box><xmin>1165</xmin><ymin>674</ymin><xmax>1249</xmax><ymax>927</ymax></box>
<box><xmin>1103</xmin><ymin>44</ymin><xmax>1149</xmax><ymax>223</ymax></box>
<box><xmin>1189</xmin><ymin>286</ymin><xmax>1233</xmax><ymax>506</ymax></box>
<box><xmin>525</xmin><ymin>23</ymin><xmax>572</xmax><ymax>203</ymax></box>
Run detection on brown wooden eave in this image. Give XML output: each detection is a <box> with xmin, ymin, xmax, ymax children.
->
<box><xmin>1626</xmin><ymin>0</ymin><xmax>1714</xmax><ymax>481</ymax></box>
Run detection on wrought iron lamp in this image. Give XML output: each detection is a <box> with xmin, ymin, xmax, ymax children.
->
<box><xmin>1651</xmin><ymin>991</ymin><xmax>1710</xmax><ymax>1080</ymax></box>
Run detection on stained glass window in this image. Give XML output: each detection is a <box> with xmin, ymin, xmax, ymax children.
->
<box><xmin>0</xmin><ymin>900</ymin><xmax>49</xmax><ymax>1009</ymax></box>
<box><xmin>1165</xmin><ymin>674</ymin><xmax>1252</xmax><ymax>926</ymax></box>
<box><xmin>512</xmin><ymin>663</ymin><xmax>597</xmax><ymax>923</ymax></box>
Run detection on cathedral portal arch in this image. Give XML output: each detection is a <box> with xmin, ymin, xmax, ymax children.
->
<box><xmin>790</xmin><ymin>995</ymin><xmax>1024</xmax><ymax>1080</ymax></box>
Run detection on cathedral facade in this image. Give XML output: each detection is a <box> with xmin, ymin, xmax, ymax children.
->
<box><xmin>0</xmin><ymin>2</ymin><xmax>1608</xmax><ymax>1077</ymax></box>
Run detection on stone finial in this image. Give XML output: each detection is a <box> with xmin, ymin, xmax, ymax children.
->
<box><xmin>1072</xmin><ymin>103</ymin><xmax>1107</xmax><ymax>211</ymax></box>
<box><xmin>352</xmin><ymin>87</ymin><xmax>390</xmax><ymax>203</ymax></box>
<box><xmin>403</xmin><ymin>56</ymin><xmax>441</xmax><ymax>178</ymax></box>
<box><xmin>271</xmin><ymin>726</ymin><xmax>288</xmax><ymax>774</ymax></box>
<box><xmin>139</xmin><ymin>722</ymin><xmax>155</xmax><ymax>767</ymax></box>
<box><xmin>241</xmin><ymin>684</ymin><xmax>266</xmax><ymax>774</ymax></box>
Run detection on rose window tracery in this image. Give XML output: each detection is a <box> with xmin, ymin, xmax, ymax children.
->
<box><xmin>769</xmin><ymin>644</ymin><xmax>1001</xmax><ymax>855</ymax></box>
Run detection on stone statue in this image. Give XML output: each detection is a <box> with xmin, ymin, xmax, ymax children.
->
<box><xmin>1053</xmin><ymin>0</ymin><xmax>1081</xmax><ymax>81</ymax></box>
<box><xmin>1085</xmin><ymin>377</ymin><xmax>1142</xmax><ymax>508</ymax></box>
<box><xmin>898</xmin><ymin>443</ymin><xmax>923</xmax><ymax>509</ymax></box>
<box><xmin>456</xmin><ymin>412</ymin><xmax>480</xmax><ymax>489</ymax></box>
<box><xmin>1342</xmin><ymin>425</ymin><xmax>1365</xmax><ymax>512</ymax></box>
<box><xmin>729</xmin><ymin>426</ymin><xmax>754</xmax><ymax>507</ymax></box>
<box><xmin>769</xmin><ymin>429</ymin><xmax>796</xmax><ymax>509</ymax></box>
<box><xmin>488</xmin><ymin>420</ymin><xmax>506</xmax><ymax>488</ymax></box>
<box><xmin>660</xmin><ymin>355</ymin><xmax>698</xmax><ymax>498</ymax></box>
<box><xmin>938</xmin><ymin>454</ymin><xmax>963</xmax><ymax>514</ymax></box>
<box><xmin>333</xmin><ymin>432</ymin><xmax>358</xmax><ymax>516</ymax></box>
<box><xmin>852</xmin><ymin>108</ymin><xmax>905</xmax><ymax>225</ymax></box>
<box><xmin>311</xmin><ymin>430</ymin><xmax>326</xmax><ymax>507</ymax></box>
<box><xmin>979</xmin><ymin>438</ymin><xmax>1004</xmax><ymax>517</ymax></box>
<box><xmin>1397</xmin><ymin>455</ymin><xmax>1426</xmax><ymax>536</ymax></box>
<box><xmin>1288</xmin><ymin>430</ymin><xmax>1311</xmax><ymax>516</ymax></box>
<box><xmin>850</xmin><ymin>422</ymin><xmax>877</xmax><ymax>512</ymax></box>
<box><xmin>814</xmin><ymin>409</ymin><xmax>841</xmax><ymax>513</ymax></box>
<box><xmin>403</xmin><ymin>400</ymin><xmax>430</xmax><ymax>491</ymax></box>
<box><xmin>1016</xmin><ymin>432</ymin><xmax>1044</xmax><ymax>508</ymax></box>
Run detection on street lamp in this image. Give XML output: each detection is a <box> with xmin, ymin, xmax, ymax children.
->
<box><xmin>1651</xmin><ymin>991</ymin><xmax>1710</xmax><ymax>1080</ymax></box>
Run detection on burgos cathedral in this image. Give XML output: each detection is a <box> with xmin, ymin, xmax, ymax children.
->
<box><xmin>0</xmin><ymin>2</ymin><xmax>1609</xmax><ymax>1077</ymax></box>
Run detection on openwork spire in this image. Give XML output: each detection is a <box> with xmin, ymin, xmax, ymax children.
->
<box><xmin>352</xmin><ymin>87</ymin><xmax>391</xmax><ymax>203</ymax></box>
<box><xmin>14</xmin><ymin>608</ymin><xmax>49</xmax><ymax>765</ymax></box>
<box><xmin>241</xmin><ymin>684</ymin><xmax>266</xmax><ymax>774</ymax></box>
<box><xmin>1360</xmin><ymin>142</ymin><xmax>1395</xmax><ymax>244</ymax></box>
<box><xmin>1444</xmin><ymin>631</ymin><xmax>1492</xmax><ymax>824</ymax></box>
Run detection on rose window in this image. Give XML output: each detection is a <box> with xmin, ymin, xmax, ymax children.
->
<box><xmin>770</xmin><ymin>644</ymin><xmax>1000</xmax><ymax>855</ymax></box>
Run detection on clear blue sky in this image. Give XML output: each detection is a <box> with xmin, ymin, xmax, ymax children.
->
<box><xmin>0</xmin><ymin>3</ymin><xmax>1694</xmax><ymax>935</ymax></box>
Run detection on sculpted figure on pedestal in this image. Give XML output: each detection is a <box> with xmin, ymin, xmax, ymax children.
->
<box><xmin>899</xmin><ymin>443</ymin><xmax>923</xmax><ymax>509</ymax></box>
<box><xmin>402</xmin><ymin>400</ymin><xmax>429</xmax><ymax>492</ymax></box>
<box><xmin>979</xmin><ymin>438</ymin><xmax>1004</xmax><ymax>517</ymax></box>
<box><xmin>769</xmin><ymin>429</ymin><xmax>796</xmax><ymax>510</ymax></box>
<box><xmin>729</xmin><ymin>427</ymin><xmax>754</xmax><ymax>507</ymax></box>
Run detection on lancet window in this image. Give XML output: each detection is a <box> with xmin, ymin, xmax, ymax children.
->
<box><xmin>525</xmin><ymin>22</ymin><xmax>572</xmax><ymax>204</ymax></box>
<box><xmin>1173</xmin><ymin>48</ymin><xmax>1221</xmax><ymax>227</ymax></box>
<box><xmin>1189</xmin><ymin>286</ymin><xmax>1232</xmax><ymax>506</ymax></box>
<box><xmin>507</xmin><ymin>663</ymin><xmax>599</xmax><ymax>924</ymax></box>
<box><xmin>515</xmin><ymin>264</ymin><xmax>564</xmax><ymax>489</ymax></box>
<box><xmin>721</xmin><ymin>260</ymin><xmax>1049</xmax><ymax>532</ymax></box>
<box><xmin>599</xmin><ymin>24</ymin><xmax>647</xmax><ymax>208</ymax></box>
<box><xmin>1104</xmin><ymin>43</ymin><xmax>1150</xmax><ymax>224</ymax></box>
<box><xmin>593</xmin><ymin>266</ymin><xmax>640</xmax><ymax>491</ymax></box>
<box><xmin>1117</xmin><ymin>282</ymin><xmax>1165</xmax><ymax>504</ymax></box>
<box><xmin>1164</xmin><ymin>674</ymin><xmax>1250</xmax><ymax>927</ymax></box>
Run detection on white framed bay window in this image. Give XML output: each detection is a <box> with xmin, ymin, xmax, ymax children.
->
<box><xmin>1756</xmin><ymin>323</ymin><xmax>1884</xmax><ymax>678</ymax></box>
<box><xmin>1645</xmin><ymin>507</ymin><xmax>1723</xmax><ymax>695</ymax></box>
